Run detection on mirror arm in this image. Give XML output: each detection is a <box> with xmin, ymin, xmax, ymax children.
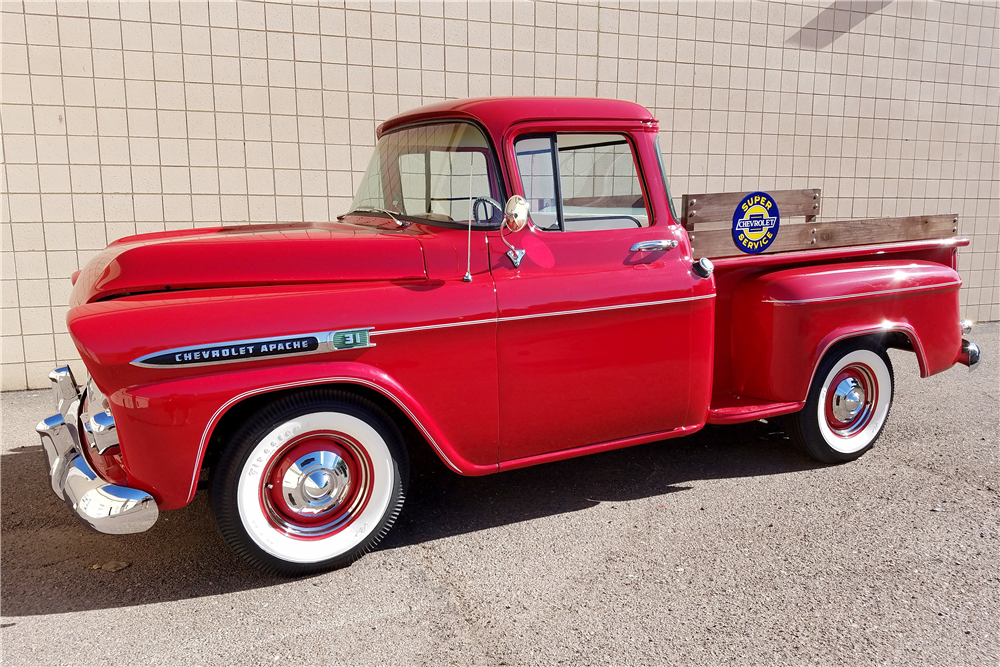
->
<box><xmin>499</xmin><ymin>220</ymin><xmax>526</xmax><ymax>268</ymax></box>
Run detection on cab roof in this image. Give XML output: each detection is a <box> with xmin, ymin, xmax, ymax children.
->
<box><xmin>376</xmin><ymin>97</ymin><xmax>656</xmax><ymax>140</ymax></box>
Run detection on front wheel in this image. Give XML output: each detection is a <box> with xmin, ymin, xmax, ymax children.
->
<box><xmin>211</xmin><ymin>389</ymin><xmax>408</xmax><ymax>576</ymax></box>
<box><xmin>789</xmin><ymin>341</ymin><xmax>894</xmax><ymax>464</ymax></box>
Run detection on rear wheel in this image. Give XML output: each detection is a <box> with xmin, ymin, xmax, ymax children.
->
<box><xmin>789</xmin><ymin>341</ymin><xmax>894</xmax><ymax>464</ymax></box>
<box><xmin>211</xmin><ymin>389</ymin><xmax>408</xmax><ymax>576</ymax></box>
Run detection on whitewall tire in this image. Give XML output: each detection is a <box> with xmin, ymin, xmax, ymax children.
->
<box><xmin>789</xmin><ymin>341</ymin><xmax>894</xmax><ymax>464</ymax></box>
<box><xmin>211</xmin><ymin>389</ymin><xmax>408</xmax><ymax>576</ymax></box>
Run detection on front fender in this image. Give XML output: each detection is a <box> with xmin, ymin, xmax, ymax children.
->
<box><xmin>111</xmin><ymin>361</ymin><xmax>495</xmax><ymax>510</ymax></box>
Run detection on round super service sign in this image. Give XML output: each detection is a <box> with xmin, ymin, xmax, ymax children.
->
<box><xmin>732</xmin><ymin>191</ymin><xmax>780</xmax><ymax>254</ymax></box>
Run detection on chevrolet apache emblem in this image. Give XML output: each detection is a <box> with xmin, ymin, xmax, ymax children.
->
<box><xmin>131</xmin><ymin>329</ymin><xmax>374</xmax><ymax>368</ymax></box>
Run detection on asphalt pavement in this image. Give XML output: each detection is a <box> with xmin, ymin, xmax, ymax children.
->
<box><xmin>2</xmin><ymin>324</ymin><xmax>997</xmax><ymax>666</ymax></box>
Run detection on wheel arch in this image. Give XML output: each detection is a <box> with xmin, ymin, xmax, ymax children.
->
<box><xmin>806</xmin><ymin>324</ymin><xmax>925</xmax><ymax>398</ymax></box>
<box><xmin>200</xmin><ymin>379</ymin><xmax>461</xmax><ymax>486</ymax></box>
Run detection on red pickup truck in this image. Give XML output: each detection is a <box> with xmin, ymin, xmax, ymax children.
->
<box><xmin>38</xmin><ymin>97</ymin><xmax>981</xmax><ymax>575</ymax></box>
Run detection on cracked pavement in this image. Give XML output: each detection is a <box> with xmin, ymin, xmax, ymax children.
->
<box><xmin>2</xmin><ymin>323</ymin><xmax>997</xmax><ymax>666</ymax></box>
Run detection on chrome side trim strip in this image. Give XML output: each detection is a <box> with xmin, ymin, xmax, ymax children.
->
<box><xmin>140</xmin><ymin>296</ymin><xmax>716</xmax><ymax>365</ymax></box>
<box><xmin>765</xmin><ymin>280</ymin><xmax>962</xmax><ymax>305</ymax></box>
<box><xmin>371</xmin><ymin>319</ymin><xmax>496</xmax><ymax>337</ymax></box>
<box><xmin>171</xmin><ymin>292</ymin><xmax>721</xmax><ymax>499</ymax></box>
<box><xmin>497</xmin><ymin>293</ymin><xmax>715</xmax><ymax>323</ymax></box>
<box><xmin>371</xmin><ymin>293</ymin><xmax>716</xmax><ymax>336</ymax></box>
<box><xmin>191</xmin><ymin>376</ymin><xmax>462</xmax><ymax>502</ymax></box>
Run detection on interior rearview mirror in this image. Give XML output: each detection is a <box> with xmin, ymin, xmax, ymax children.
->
<box><xmin>503</xmin><ymin>196</ymin><xmax>529</xmax><ymax>233</ymax></box>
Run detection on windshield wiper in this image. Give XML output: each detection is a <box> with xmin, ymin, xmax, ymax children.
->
<box><xmin>347</xmin><ymin>206</ymin><xmax>410</xmax><ymax>228</ymax></box>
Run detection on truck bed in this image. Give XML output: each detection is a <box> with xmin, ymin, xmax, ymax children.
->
<box><xmin>676</xmin><ymin>188</ymin><xmax>967</xmax><ymax>423</ymax></box>
<box><xmin>704</xmin><ymin>235</ymin><xmax>968</xmax><ymax>424</ymax></box>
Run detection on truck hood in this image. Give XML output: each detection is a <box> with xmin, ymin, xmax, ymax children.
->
<box><xmin>71</xmin><ymin>220</ymin><xmax>427</xmax><ymax>305</ymax></box>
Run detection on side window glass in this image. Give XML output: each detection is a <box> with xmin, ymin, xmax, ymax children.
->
<box><xmin>558</xmin><ymin>134</ymin><xmax>648</xmax><ymax>231</ymax></box>
<box><xmin>513</xmin><ymin>137</ymin><xmax>559</xmax><ymax>231</ymax></box>
<box><xmin>513</xmin><ymin>133</ymin><xmax>649</xmax><ymax>232</ymax></box>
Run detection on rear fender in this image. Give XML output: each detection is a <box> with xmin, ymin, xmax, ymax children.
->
<box><xmin>110</xmin><ymin>362</ymin><xmax>492</xmax><ymax>510</ymax></box>
<box><xmin>730</xmin><ymin>260</ymin><xmax>962</xmax><ymax>403</ymax></box>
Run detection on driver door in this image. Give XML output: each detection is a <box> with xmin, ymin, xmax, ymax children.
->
<box><xmin>492</xmin><ymin>127</ymin><xmax>702</xmax><ymax>463</ymax></box>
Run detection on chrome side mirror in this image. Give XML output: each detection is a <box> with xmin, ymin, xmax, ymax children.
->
<box><xmin>500</xmin><ymin>195</ymin><xmax>529</xmax><ymax>268</ymax></box>
<box><xmin>503</xmin><ymin>195</ymin><xmax>529</xmax><ymax>233</ymax></box>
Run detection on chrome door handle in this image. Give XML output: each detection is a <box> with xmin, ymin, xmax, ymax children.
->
<box><xmin>630</xmin><ymin>239</ymin><xmax>678</xmax><ymax>252</ymax></box>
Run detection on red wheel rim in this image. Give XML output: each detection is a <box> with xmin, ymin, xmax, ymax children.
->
<box><xmin>258</xmin><ymin>431</ymin><xmax>374</xmax><ymax>540</ymax></box>
<box><xmin>824</xmin><ymin>363</ymin><xmax>878</xmax><ymax>437</ymax></box>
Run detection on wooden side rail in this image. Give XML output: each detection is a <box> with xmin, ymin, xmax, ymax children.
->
<box><xmin>687</xmin><ymin>213</ymin><xmax>960</xmax><ymax>259</ymax></box>
<box><xmin>682</xmin><ymin>188</ymin><xmax>821</xmax><ymax>230</ymax></box>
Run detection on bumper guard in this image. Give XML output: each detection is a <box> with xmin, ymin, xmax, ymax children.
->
<box><xmin>958</xmin><ymin>340</ymin><xmax>981</xmax><ymax>371</ymax></box>
<box><xmin>36</xmin><ymin>367</ymin><xmax>158</xmax><ymax>534</ymax></box>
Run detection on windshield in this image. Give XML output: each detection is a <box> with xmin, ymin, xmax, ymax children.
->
<box><xmin>350</xmin><ymin>122</ymin><xmax>504</xmax><ymax>228</ymax></box>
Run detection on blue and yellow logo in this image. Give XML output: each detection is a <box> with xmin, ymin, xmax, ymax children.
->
<box><xmin>732</xmin><ymin>191</ymin><xmax>780</xmax><ymax>254</ymax></box>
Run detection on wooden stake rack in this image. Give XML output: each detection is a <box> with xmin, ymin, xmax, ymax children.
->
<box><xmin>680</xmin><ymin>189</ymin><xmax>959</xmax><ymax>259</ymax></box>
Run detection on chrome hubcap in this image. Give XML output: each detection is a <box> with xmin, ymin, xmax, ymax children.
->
<box><xmin>261</xmin><ymin>433</ymin><xmax>374</xmax><ymax>539</ymax></box>
<box><xmin>281</xmin><ymin>451</ymin><xmax>351</xmax><ymax>517</ymax></box>
<box><xmin>831</xmin><ymin>378</ymin><xmax>865</xmax><ymax>423</ymax></box>
<box><xmin>825</xmin><ymin>362</ymin><xmax>879</xmax><ymax>439</ymax></box>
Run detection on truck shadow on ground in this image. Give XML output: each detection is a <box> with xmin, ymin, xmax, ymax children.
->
<box><xmin>1</xmin><ymin>420</ymin><xmax>818</xmax><ymax>616</ymax></box>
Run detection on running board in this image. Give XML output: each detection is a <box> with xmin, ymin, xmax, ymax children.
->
<box><xmin>707</xmin><ymin>398</ymin><xmax>805</xmax><ymax>425</ymax></box>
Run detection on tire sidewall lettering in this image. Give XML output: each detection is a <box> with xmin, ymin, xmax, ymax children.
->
<box><xmin>247</xmin><ymin>424</ymin><xmax>302</xmax><ymax>477</ymax></box>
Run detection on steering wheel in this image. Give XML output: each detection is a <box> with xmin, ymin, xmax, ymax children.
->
<box><xmin>472</xmin><ymin>197</ymin><xmax>504</xmax><ymax>225</ymax></box>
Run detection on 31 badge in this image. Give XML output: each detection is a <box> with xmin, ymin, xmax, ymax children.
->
<box><xmin>732</xmin><ymin>191</ymin><xmax>780</xmax><ymax>254</ymax></box>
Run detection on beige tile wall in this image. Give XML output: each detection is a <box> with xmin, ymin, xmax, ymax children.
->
<box><xmin>1</xmin><ymin>0</ymin><xmax>998</xmax><ymax>390</ymax></box>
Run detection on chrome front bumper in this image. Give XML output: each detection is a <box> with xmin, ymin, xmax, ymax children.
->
<box><xmin>36</xmin><ymin>367</ymin><xmax>158</xmax><ymax>534</ymax></box>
